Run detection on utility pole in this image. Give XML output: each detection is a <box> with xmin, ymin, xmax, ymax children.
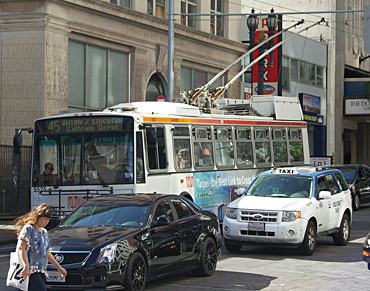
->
<box><xmin>167</xmin><ymin>0</ymin><xmax>174</xmax><ymax>102</ymax></box>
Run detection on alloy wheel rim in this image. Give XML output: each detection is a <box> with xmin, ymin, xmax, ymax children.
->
<box><xmin>308</xmin><ymin>226</ymin><xmax>316</xmax><ymax>249</ymax></box>
<box><xmin>204</xmin><ymin>242</ymin><xmax>217</xmax><ymax>273</ymax></box>
<box><xmin>131</xmin><ymin>256</ymin><xmax>146</xmax><ymax>289</ymax></box>
<box><xmin>355</xmin><ymin>195</ymin><xmax>360</xmax><ymax>209</ymax></box>
<box><xmin>342</xmin><ymin>219</ymin><xmax>349</xmax><ymax>240</ymax></box>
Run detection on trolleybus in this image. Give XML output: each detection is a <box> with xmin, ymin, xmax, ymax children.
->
<box><xmin>28</xmin><ymin>97</ymin><xmax>309</xmax><ymax>222</ymax></box>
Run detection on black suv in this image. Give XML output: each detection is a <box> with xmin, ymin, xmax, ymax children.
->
<box><xmin>331</xmin><ymin>164</ymin><xmax>370</xmax><ymax>210</ymax></box>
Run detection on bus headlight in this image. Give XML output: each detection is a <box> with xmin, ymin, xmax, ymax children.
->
<box><xmin>225</xmin><ymin>207</ymin><xmax>237</xmax><ymax>219</ymax></box>
<box><xmin>282</xmin><ymin>211</ymin><xmax>301</xmax><ymax>222</ymax></box>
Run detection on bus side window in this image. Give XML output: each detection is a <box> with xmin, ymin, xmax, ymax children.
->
<box><xmin>136</xmin><ymin>132</ymin><xmax>145</xmax><ymax>183</ymax></box>
<box><xmin>173</xmin><ymin>126</ymin><xmax>192</xmax><ymax>170</ymax></box>
<box><xmin>288</xmin><ymin>129</ymin><xmax>304</xmax><ymax>163</ymax></box>
<box><xmin>215</xmin><ymin>127</ymin><xmax>234</xmax><ymax>168</ymax></box>
<box><xmin>272</xmin><ymin>128</ymin><xmax>288</xmax><ymax>164</ymax></box>
<box><xmin>193</xmin><ymin>127</ymin><xmax>214</xmax><ymax>168</ymax></box>
<box><xmin>146</xmin><ymin>127</ymin><xmax>167</xmax><ymax>171</ymax></box>
<box><xmin>255</xmin><ymin>128</ymin><xmax>271</xmax><ymax>165</ymax></box>
<box><xmin>235</xmin><ymin>128</ymin><xmax>254</xmax><ymax>167</ymax></box>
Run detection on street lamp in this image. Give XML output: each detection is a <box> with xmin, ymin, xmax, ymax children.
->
<box><xmin>266</xmin><ymin>8</ymin><xmax>278</xmax><ymax>68</ymax></box>
<box><xmin>247</xmin><ymin>8</ymin><xmax>258</xmax><ymax>45</ymax></box>
<box><xmin>247</xmin><ymin>8</ymin><xmax>278</xmax><ymax>95</ymax></box>
<box><xmin>266</xmin><ymin>8</ymin><xmax>278</xmax><ymax>32</ymax></box>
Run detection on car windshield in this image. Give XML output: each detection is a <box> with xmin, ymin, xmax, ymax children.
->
<box><xmin>61</xmin><ymin>200</ymin><xmax>152</xmax><ymax>228</ymax></box>
<box><xmin>246</xmin><ymin>174</ymin><xmax>313</xmax><ymax>198</ymax></box>
<box><xmin>336</xmin><ymin>167</ymin><xmax>356</xmax><ymax>183</ymax></box>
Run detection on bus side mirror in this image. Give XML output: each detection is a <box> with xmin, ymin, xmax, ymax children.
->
<box><xmin>13</xmin><ymin>130</ymin><xmax>23</xmax><ymax>154</ymax></box>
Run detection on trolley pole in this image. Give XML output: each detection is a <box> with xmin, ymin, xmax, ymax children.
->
<box><xmin>167</xmin><ymin>0</ymin><xmax>174</xmax><ymax>102</ymax></box>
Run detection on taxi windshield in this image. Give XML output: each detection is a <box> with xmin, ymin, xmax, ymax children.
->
<box><xmin>246</xmin><ymin>174</ymin><xmax>313</xmax><ymax>198</ymax></box>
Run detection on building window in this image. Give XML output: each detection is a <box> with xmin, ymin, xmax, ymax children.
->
<box><xmin>180</xmin><ymin>66</ymin><xmax>223</xmax><ymax>91</ymax></box>
<box><xmin>148</xmin><ymin>0</ymin><xmax>165</xmax><ymax>19</ymax></box>
<box><xmin>210</xmin><ymin>0</ymin><xmax>224</xmax><ymax>37</ymax></box>
<box><xmin>308</xmin><ymin>63</ymin><xmax>316</xmax><ymax>86</ymax></box>
<box><xmin>299</xmin><ymin>61</ymin><xmax>308</xmax><ymax>84</ymax></box>
<box><xmin>288</xmin><ymin>57</ymin><xmax>325</xmax><ymax>88</ymax></box>
<box><xmin>110</xmin><ymin>0</ymin><xmax>131</xmax><ymax>8</ymax></box>
<box><xmin>291</xmin><ymin>58</ymin><xmax>299</xmax><ymax>82</ymax></box>
<box><xmin>181</xmin><ymin>0</ymin><xmax>197</xmax><ymax>28</ymax></box>
<box><xmin>68</xmin><ymin>40</ymin><xmax>129</xmax><ymax>112</ymax></box>
<box><xmin>316</xmin><ymin>66</ymin><xmax>324</xmax><ymax>88</ymax></box>
<box><xmin>282</xmin><ymin>56</ymin><xmax>290</xmax><ymax>91</ymax></box>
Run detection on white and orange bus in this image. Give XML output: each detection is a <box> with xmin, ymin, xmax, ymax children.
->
<box><xmin>29</xmin><ymin>98</ymin><xmax>309</xmax><ymax>222</ymax></box>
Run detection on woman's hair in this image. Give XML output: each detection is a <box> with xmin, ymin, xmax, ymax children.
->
<box><xmin>15</xmin><ymin>203</ymin><xmax>52</xmax><ymax>235</ymax></box>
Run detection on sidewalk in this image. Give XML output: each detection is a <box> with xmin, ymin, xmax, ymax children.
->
<box><xmin>0</xmin><ymin>224</ymin><xmax>17</xmax><ymax>245</ymax></box>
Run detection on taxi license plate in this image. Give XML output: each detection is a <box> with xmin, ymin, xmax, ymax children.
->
<box><xmin>248</xmin><ymin>222</ymin><xmax>265</xmax><ymax>231</ymax></box>
<box><xmin>46</xmin><ymin>271</ymin><xmax>65</xmax><ymax>283</ymax></box>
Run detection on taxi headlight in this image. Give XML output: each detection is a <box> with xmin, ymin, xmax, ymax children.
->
<box><xmin>97</xmin><ymin>244</ymin><xmax>117</xmax><ymax>264</ymax></box>
<box><xmin>282</xmin><ymin>211</ymin><xmax>301</xmax><ymax>222</ymax></box>
<box><xmin>225</xmin><ymin>207</ymin><xmax>237</xmax><ymax>219</ymax></box>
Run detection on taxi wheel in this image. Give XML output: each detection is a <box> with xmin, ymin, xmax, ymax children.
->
<box><xmin>124</xmin><ymin>252</ymin><xmax>147</xmax><ymax>291</ymax></box>
<box><xmin>224</xmin><ymin>239</ymin><xmax>242</xmax><ymax>253</ymax></box>
<box><xmin>192</xmin><ymin>237</ymin><xmax>218</xmax><ymax>277</ymax></box>
<box><xmin>299</xmin><ymin>221</ymin><xmax>316</xmax><ymax>255</ymax></box>
<box><xmin>333</xmin><ymin>214</ymin><xmax>350</xmax><ymax>246</ymax></box>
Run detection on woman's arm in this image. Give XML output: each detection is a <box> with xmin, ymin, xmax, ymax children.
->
<box><xmin>47</xmin><ymin>250</ymin><xmax>67</xmax><ymax>277</ymax></box>
<box><xmin>18</xmin><ymin>239</ymin><xmax>30</xmax><ymax>278</ymax></box>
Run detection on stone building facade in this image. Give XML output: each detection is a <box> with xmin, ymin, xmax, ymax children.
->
<box><xmin>0</xmin><ymin>0</ymin><xmax>246</xmax><ymax>146</ymax></box>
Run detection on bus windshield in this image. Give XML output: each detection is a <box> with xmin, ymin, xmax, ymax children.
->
<box><xmin>32</xmin><ymin>116</ymin><xmax>134</xmax><ymax>186</ymax></box>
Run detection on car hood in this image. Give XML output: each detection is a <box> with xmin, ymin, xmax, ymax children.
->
<box><xmin>48</xmin><ymin>225</ymin><xmax>141</xmax><ymax>249</ymax></box>
<box><xmin>228</xmin><ymin>196</ymin><xmax>310</xmax><ymax>211</ymax></box>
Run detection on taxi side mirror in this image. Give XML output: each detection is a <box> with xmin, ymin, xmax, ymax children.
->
<box><xmin>318</xmin><ymin>191</ymin><xmax>331</xmax><ymax>200</ymax></box>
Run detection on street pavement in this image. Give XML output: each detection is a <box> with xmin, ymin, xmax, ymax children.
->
<box><xmin>0</xmin><ymin>206</ymin><xmax>369</xmax><ymax>291</ymax></box>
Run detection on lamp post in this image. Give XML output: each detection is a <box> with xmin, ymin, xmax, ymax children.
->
<box><xmin>247</xmin><ymin>9</ymin><xmax>258</xmax><ymax>95</ymax></box>
<box><xmin>247</xmin><ymin>8</ymin><xmax>278</xmax><ymax>95</ymax></box>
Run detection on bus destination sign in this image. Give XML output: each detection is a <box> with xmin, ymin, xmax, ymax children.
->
<box><xmin>35</xmin><ymin>116</ymin><xmax>127</xmax><ymax>134</ymax></box>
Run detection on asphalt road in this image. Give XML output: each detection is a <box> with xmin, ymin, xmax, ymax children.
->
<box><xmin>0</xmin><ymin>204</ymin><xmax>369</xmax><ymax>291</ymax></box>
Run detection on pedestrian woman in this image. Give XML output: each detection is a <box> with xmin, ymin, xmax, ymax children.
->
<box><xmin>15</xmin><ymin>203</ymin><xmax>67</xmax><ymax>291</ymax></box>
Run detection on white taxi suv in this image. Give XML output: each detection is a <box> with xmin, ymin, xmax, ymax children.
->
<box><xmin>223</xmin><ymin>166</ymin><xmax>352</xmax><ymax>255</ymax></box>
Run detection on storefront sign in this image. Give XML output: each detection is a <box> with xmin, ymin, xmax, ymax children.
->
<box><xmin>299</xmin><ymin>93</ymin><xmax>323</xmax><ymax>123</ymax></box>
<box><xmin>345</xmin><ymin>99</ymin><xmax>370</xmax><ymax>115</ymax></box>
<box><xmin>301</xmin><ymin>94</ymin><xmax>321</xmax><ymax>114</ymax></box>
<box><xmin>303</xmin><ymin>114</ymin><xmax>324</xmax><ymax>124</ymax></box>
<box><xmin>310</xmin><ymin>156</ymin><xmax>332</xmax><ymax>166</ymax></box>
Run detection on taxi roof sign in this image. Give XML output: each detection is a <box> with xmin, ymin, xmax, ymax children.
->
<box><xmin>275</xmin><ymin>168</ymin><xmax>299</xmax><ymax>174</ymax></box>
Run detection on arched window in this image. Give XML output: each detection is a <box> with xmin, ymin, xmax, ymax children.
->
<box><xmin>146</xmin><ymin>74</ymin><xmax>166</xmax><ymax>101</ymax></box>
